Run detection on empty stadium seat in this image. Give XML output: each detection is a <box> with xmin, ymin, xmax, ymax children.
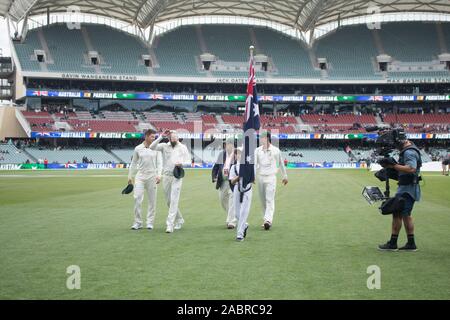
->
<box><xmin>25</xmin><ymin>147</ymin><xmax>117</xmax><ymax>163</ymax></box>
<box><xmin>0</xmin><ymin>144</ymin><xmax>32</xmax><ymax>164</ymax></box>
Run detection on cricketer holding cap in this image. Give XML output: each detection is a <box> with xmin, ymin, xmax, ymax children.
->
<box><xmin>128</xmin><ymin>129</ymin><xmax>162</xmax><ymax>230</ymax></box>
<box><xmin>255</xmin><ymin>131</ymin><xmax>288</xmax><ymax>230</ymax></box>
<box><xmin>211</xmin><ymin>137</ymin><xmax>237</xmax><ymax>229</ymax></box>
<box><xmin>150</xmin><ymin>130</ymin><xmax>190</xmax><ymax>233</ymax></box>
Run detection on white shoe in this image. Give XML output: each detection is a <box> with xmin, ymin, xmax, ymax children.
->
<box><xmin>131</xmin><ymin>223</ymin><xmax>142</xmax><ymax>230</ymax></box>
<box><xmin>174</xmin><ymin>219</ymin><xmax>184</xmax><ymax>230</ymax></box>
<box><xmin>165</xmin><ymin>226</ymin><xmax>174</xmax><ymax>233</ymax></box>
<box><xmin>146</xmin><ymin>224</ymin><xmax>153</xmax><ymax>230</ymax></box>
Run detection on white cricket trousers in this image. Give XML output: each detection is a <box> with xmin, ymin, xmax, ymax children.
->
<box><xmin>219</xmin><ymin>182</ymin><xmax>237</xmax><ymax>226</ymax></box>
<box><xmin>258</xmin><ymin>175</ymin><xmax>277</xmax><ymax>223</ymax></box>
<box><xmin>163</xmin><ymin>175</ymin><xmax>184</xmax><ymax>228</ymax></box>
<box><xmin>133</xmin><ymin>176</ymin><xmax>157</xmax><ymax>226</ymax></box>
<box><xmin>233</xmin><ymin>187</ymin><xmax>253</xmax><ymax>239</ymax></box>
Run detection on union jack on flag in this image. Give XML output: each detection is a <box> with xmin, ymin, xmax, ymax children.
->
<box><xmin>243</xmin><ymin>55</ymin><xmax>260</xmax><ymax>132</ymax></box>
<box><xmin>239</xmin><ymin>51</ymin><xmax>260</xmax><ymax>190</ymax></box>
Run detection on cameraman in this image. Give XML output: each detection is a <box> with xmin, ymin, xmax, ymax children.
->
<box><xmin>379</xmin><ymin>139</ymin><xmax>421</xmax><ymax>252</ymax></box>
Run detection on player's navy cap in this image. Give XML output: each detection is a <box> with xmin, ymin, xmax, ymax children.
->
<box><xmin>122</xmin><ymin>183</ymin><xmax>134</xmax><ymax>194</ymax></box>
<box><xmin>173</xmin><ymin>166</ymin><xmax>185</xmax><ymax>179</ymax></box>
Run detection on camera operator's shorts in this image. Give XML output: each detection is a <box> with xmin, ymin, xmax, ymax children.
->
<box><xmin>397</xmin><ymin>193</ymin><xmax>415</xmax><ymax>216</ymax></box>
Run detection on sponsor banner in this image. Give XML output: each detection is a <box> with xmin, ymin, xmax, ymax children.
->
<box><xmin>0</xmin><ymin>163</ymin><xmax>129</xmax><ymax>170</ymax></box>
<box><xmin>30</xmin><ymin>131</ymin><xmax>450</xmax><ymax>140</ymax></box>
<box><xmin>25</xmin><ymin>90</ymin><xmax>450</xmax><ymax>102</ymax></box>
<box><xmin>435</xmin><ymin>133</ymin><xmax>450</xmax><ymax>139</ymax></box>
<box><xmin>0</xmin><ymin>164</ymin><xmax>22</xmax><ymax>170</ymax></box>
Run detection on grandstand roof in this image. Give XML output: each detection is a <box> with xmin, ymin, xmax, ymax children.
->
<box><xmin>1</xmin><ymin>0</ymin><xmax>450</xmax><ymax>30</ymax></box>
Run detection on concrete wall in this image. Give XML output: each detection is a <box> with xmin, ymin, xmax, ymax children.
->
<box><xmin>0</xmin><ymin>105</ymin><xmax>27</xmax><ymax>140</ymax></box>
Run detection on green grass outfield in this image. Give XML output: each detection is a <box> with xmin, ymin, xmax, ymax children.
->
<box><xmin>0</xmin><ymin>169</ymin><xmax>449</xmax><ymax>300</ymax></box>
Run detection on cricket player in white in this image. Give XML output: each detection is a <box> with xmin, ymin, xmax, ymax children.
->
<box><xmin>150</xmin><ymin>130</ymin><xmax>190</xmax><ymax>233</ymax></box>
<box><xmin>229</xmin><ymin>148</ymin><xmax>252</xmax><ymax>241</ymax></box>
<box><xmin>211</xmin><ymin>137</ymin><xmax>237</xmax><ymax>229</ymax></box>
<box><xmin>255</xmin><ymin>131</ymin><xmax>288</xmax><ymax>230</ymax></box>
<box><xmin>128</xmin><ymin>129</ymin><xmax>162</xmax><ymax>230</ymax></box>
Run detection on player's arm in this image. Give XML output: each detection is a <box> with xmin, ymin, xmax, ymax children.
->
<box><xmin>155</xmin><ymin>151</ymin><xmax>162</xmax><ymax>184</ymax></box>
<box><xmin>211</xmin><ymin>151</ymin><xmax>222</xmax><ymax>182</ymax></box>
<box><xmin>253</xmin><ymin>149</ymin><xmax>258</xmax><ymax>179</ymax></box>
<box><xmin>128</xmin><ymin>149</ymin><xmax>139</xmax><ymax>184</ymax></box>
<box><xmin>278</xmin><ymin>149</ymin><xmax>288</xmax><ymax>185</ymax></box>
<box><xmin>229</xmin><ymin>164</ymin><xmax>239</xmax><ymax>185</ymax></box>
<box><xmin>150</xmin><ymin>131</ymin><xmax>169</xmax><ymax>152</ymax></box>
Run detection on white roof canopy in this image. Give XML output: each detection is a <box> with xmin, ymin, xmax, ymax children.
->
<box><xmin>1</xmin><ymin>0</ymin><xmax>450</xmax><ymax>30</ymax></box>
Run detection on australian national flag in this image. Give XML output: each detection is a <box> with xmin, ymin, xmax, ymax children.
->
<box><xmin>239</xmin><ymin>52</ymin><xmax>260</xmax><ymax>190</ymax></box>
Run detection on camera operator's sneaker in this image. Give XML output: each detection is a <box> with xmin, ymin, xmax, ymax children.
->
<box><xmin>378</xmin><ymin>241</ymin><xmax>398</xmax><ymax>251</ymax></box>
<box><xmin>399</xmin><ymin>243</ymin><xmax>418</xmax><ymax>252</ymax></box>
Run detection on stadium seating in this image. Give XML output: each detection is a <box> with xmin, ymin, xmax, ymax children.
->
<box><xmin>315</xmin><ymin>25</ymin><xmax>381</xmax><ymax>80</ymax></box>
<box><xmin>153</xmin><ymin>26</ymin><xmax>203</xmax><ymax>76</ymax></box>
<box><xmin>21</xmin><ymin>110</ymin><xmax>55</xmax><ymax>132</ymax></box>
<box><xmin>67</xmin><ymin>119</ymin><xmax>138</xmax><ymax>132</ymax></box>
<box><xmin>301</xmin><ymin>114</ymin><xmax>376</xmax><ymax>125</ymax></box>
<box><xmin>83</xmin><ymin>24</ymin><xmax>149</xmax><ymax>75</ymax></box>
<box><xmin>201</xmin><ymin>114</ymin><xmax>218</xmax><ymax>124</ymax></box>
<box><xmin>203</xmin><ymin>25</ymin><xmax>252</xmax><ymax>62</ymax></box>
<box><xmin>379</xmin><ymin>22</ymin><xmax>441</xmax><ymax>62</ymax></box>
<box><xmin>43</xmin><ymin>24</ymin><xmax>87</xmax><ymax>73</ymax></box>
<box><xmin>25</xmin><ymin>147</ymin><xmax>117</xmax><ymax>163</ymax></box>
<box><xmin>384</xmin><ymin>113</ymin><xmax>450</xmax><ymax>124</ymax></box>
<box><xmin>253</xmin><ymin>27</ymin><xmax>320</xmax><ymax>78</ymax></box>
<box><xmin>221</xmin><ymin>115</ymin><xmax>242</xmax><ymax>126</ymax></box>
<box><xmin>13</xmin><ymin>22</ymin><xmax>450</xmax><ymax>80</ymax></box>
<box><xmin>13</xmin><ymin>30</ymin><xmax>43</xmax><ymax>71</ymax></box>
<box><xmin>0</xmin><ymin>144</ymin><xmax>31</xmax><ymax>164</ymax></box>
<box><xmin>75</xmin><ymin>111</ymin><xmax>94</xmax><ymax>120</ymax></box>
<box><xmin>110</xmin><ymin>148</ymin><xmax>134</xmax><ymax>163</ymax></box>
<box><xmin>143</xmin><ymin>112</ymin><xmax>177</xmax><ymax>122</ymax></box>
<box><xmin>101</xmin><ymin>111</ymin><xmax>136</xmax><ymax>121</ymax></box>
<box><xmin>14</xmin><ymin>23</ymin><xmax>151</xmax><ymax>75</ymax></box>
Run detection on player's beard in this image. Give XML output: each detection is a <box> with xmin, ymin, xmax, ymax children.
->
<box><xmin>170</xmin><ymin>141</ymin><xmax>177</xmax><ymax>147</ymax></box>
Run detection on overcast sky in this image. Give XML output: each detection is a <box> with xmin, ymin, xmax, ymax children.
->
<box><xmin>0</xmin><ymin>18</ymin><xmax>10</xmax><ymax>56</ymax></box>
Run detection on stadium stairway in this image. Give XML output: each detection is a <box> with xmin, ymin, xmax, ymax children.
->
<box><xmin>36</xmin><ymin>29</ymin><xmax>51</xmax><ymax>72</ymax></box>
<box><xmin>436</xmin><ymin>23</ymin><xmax>448</xmax><ymax>53</ymax></box>
<box><xmin>216</xmin><ymin>115</ymin><xmax>225</xmax><ymax>125</ymax></box>
<box><xmin>372</xmin><ymin>29</ymin><xmax>385</xmax><ymax>55</ymax></box>
<box><xmin>248</xmin><ymin>27</ymin><xmax>261</xmax><ymax>53</ymax></box>
<box><xmin>103</xmin><ymin>148</ymin><xmax>123</xmax><ymax>163</ymax></box>
<box><xmin>375</xmin><ymin>114</ymin><xmax>384</xmax><ymax>126</ymax></box>
<box><xmin>80</xmin><ymin>26</ymin><xmax>101</xmax><ymax>74</ymax></box>
<box><xmin>296</xmin><ymin>116</ymin><xmax>314</xmax><ymax>132</ymax></box>
<box><xmin>21</xmin><ymin>148</ymin><xmax>38</xmax><ymax>163</ymax></box>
